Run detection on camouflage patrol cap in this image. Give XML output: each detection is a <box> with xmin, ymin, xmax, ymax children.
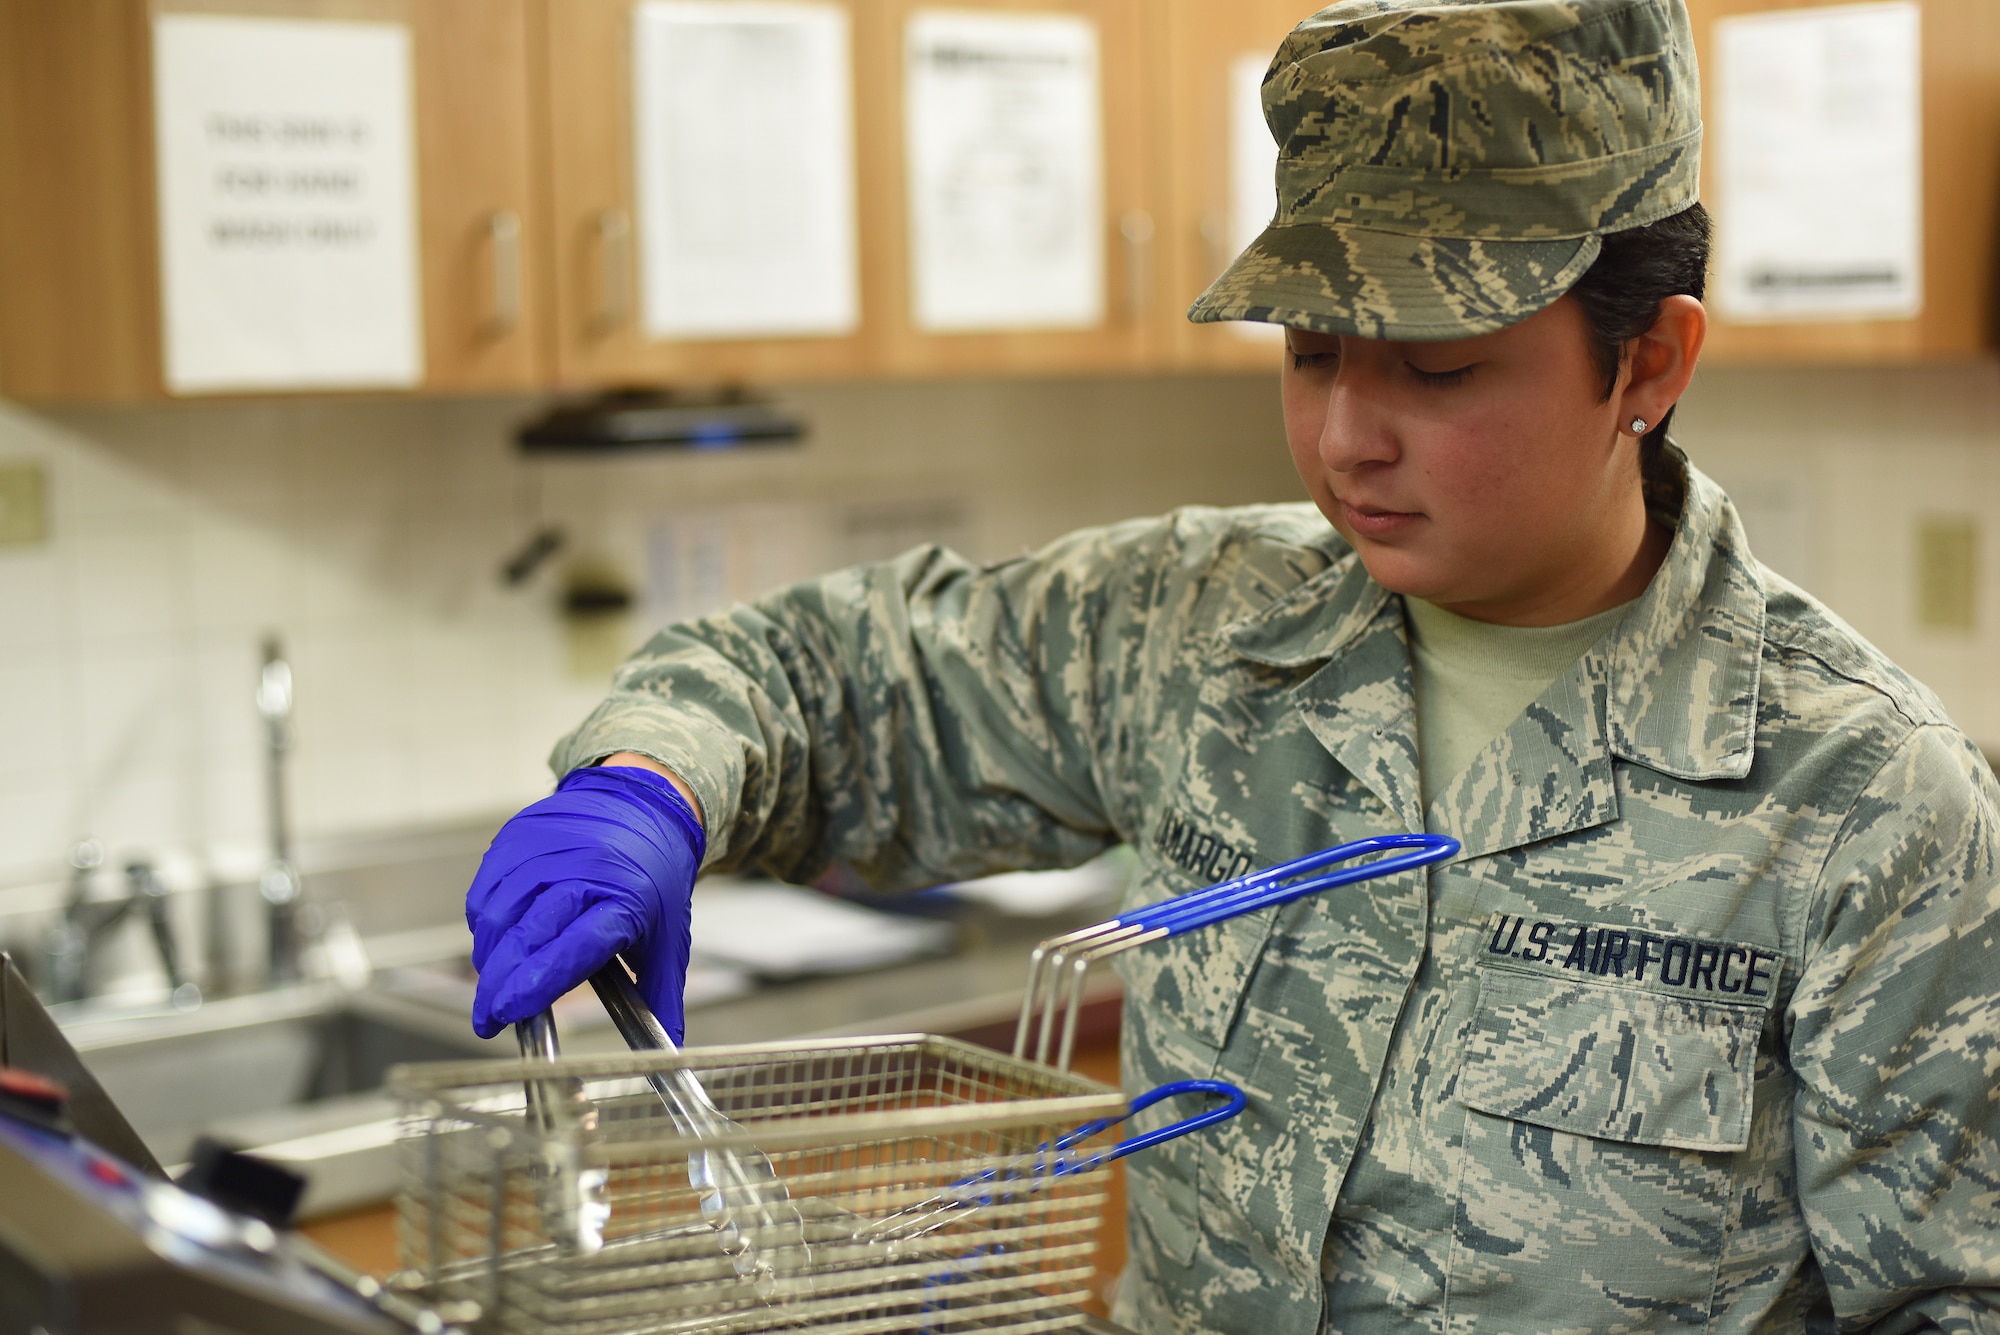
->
<box><xmin>1189</xmin><ymin>0</ymin><xmax>1702</xmax><ymax>341</ymax></box>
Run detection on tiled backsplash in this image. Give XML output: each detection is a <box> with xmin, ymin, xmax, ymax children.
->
<box><xmin>0</xmin><ymin>359</ymin><xmax>1994</xmax><ymax>909</ymax></box>
<box><xmin>0</xmin><ymin>374</ymin><xmax>1299</xmax><ymax>895</ymax></box>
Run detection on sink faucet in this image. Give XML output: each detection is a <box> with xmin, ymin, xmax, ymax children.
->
<box><xmin>38</xmin><ymin>841</ymin><xmax>196</xmax><ymax>1008</ymax></box>
<box><xmin>41</xmin><ymin>838</ymin><xmax>107</xmax><ymax>1004</ymax></box>
<box><xmin>257</xmin><ymin>635</ymin><xmax>304</xmax><ymax>984</ymax></box>
<box><xmin>127</xmin><ymin>859</ymin><xmax>199</xmax><ymax>1010</ymax></box>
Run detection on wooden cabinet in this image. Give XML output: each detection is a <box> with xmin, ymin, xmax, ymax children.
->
<box><xmin>0</xmin><ymin>0</ymin><xmax>546</xmax><ymax>403</ymax></box>
<box><xmin>1152</xmin><ymin>0</ymin><xmax>1300</xmax><ymax>375</ymax></box>
<box><xmin>1686</xmin><ymin>0</ymin><xmax>2000</xmax><ymax>364</ymax></box>
<box><xmin>1158</xmin><ymin>0</ymin><xmax>2000</xmax><ymax>370</ymax></box>
<box><xmin>535</xmin><ymin>0</ymin><xmax>886</xmax><ymax>388</ymax></box>
<box><xmin>0</xmin><ymin>2</ymin><xmax>156</xmax><ymax>402</ymax></box>
<box><xmin>410</xmin><ymin>0</ymin><xmax>548</xmax><ymax>390</ymax></box>
<box><xmin>537</xmin><ymin>0</ymin><xmax>1156</xmax><ymax>388</ymax></box>
<box><xmin>866</xmin><ymin>0</ymin><xmax>1159</xmax><ymax>378</ymax></box>
<box><xmin>2</xmin><ymin>0</ymin><xmax>1993</xmax><ymax>406</ymax></box>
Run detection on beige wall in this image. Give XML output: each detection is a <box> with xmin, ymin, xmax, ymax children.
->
<box><xmin>0</xmin><ymin>358</ymin><xmax>1993</xmax><ymax>896</ymax></box>
<box><xmin>1677</xmin><ymin>361</ymin><xmax>2000</xmax><ymax>745</ymax></box>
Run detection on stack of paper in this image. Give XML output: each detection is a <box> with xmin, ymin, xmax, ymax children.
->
<box><xmin>940</xmin><ymin>849</ymin><xmax>1131</xmax><ymax>918</ymax></box>
<box><xmin>689</xmin><ymin>880</ymin><xmax>956</xmax><ymax>978</ymax></box>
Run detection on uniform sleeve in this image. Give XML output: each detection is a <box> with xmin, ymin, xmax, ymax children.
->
<box><xmin>546</xmin><ymin>517</ymin><xmax>1174</xmax><ymax>889</ymax></box>
<box><xmin>1789</xmin><ymin>723</ymin><xmax>2000</xmax><ymax>1333</ymax></box>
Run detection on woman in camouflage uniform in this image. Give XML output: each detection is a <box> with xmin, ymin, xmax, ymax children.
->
<box><xmin>467</xmin><ymin>1</ymin><xmax>2000</xmax><ymax>1330</ymax></box>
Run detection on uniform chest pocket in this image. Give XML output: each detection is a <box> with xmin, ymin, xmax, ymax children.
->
<box><xmin>1458</xmin><ymin>965</ymin><xmax>1770</xmax><ymax>1151</ymax></box>
<box><xmin>1444</xmin><ymin>964</ymin><xmax>1777</xmax><ymax>1333</ymax></box>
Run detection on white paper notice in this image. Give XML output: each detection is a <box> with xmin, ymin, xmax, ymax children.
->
<box><xmin>1228</xmin><ymin>52</ymin><xmax>1278</xmax><ymax>263</ymax></box>
<box><xmin>1714</xmin><ymin>2</ymin><xmax>1923</xmax><ymax>322</ymax></box>
<box><xmin>1227</xmin><ymin>50</ymin><xmax>1283</xmax><ymax>341</ymax></box>
<box><xmin>905</xmin><ymin>10</ymin><xmax>1104</xmax><ymax>332</ymax></box>
<box><xmin>152</xmin><ymin>14</ymin><xmax>423</xmax><ymax>394</ymax></box>
<box><xmin>632</xmin><ymin>2</ymin><xmax>859</xmax><ymax>339</ymax></box>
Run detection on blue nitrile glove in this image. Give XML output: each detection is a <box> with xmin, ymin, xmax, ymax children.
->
<box><xmin>466</xmin><ymin>764</ymin><xmax>705</xmax><ymax>1042</ymax></box>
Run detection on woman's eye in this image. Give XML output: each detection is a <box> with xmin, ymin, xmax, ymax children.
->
<box><xmin>1409</xmin><ymin>364</ymin><xmax>1473</xmax><ymax>387</ymax></box>
<box><xmin>1289</xmin><ymin>351</ymin><xmax>1337</xmax><ymax>371</ymax></box>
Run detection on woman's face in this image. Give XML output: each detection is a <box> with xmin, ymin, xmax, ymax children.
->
<box><xmin>1281</xmin><ymin>296</ymin><xmax>1660</xmax><ymax>626</ymax></box>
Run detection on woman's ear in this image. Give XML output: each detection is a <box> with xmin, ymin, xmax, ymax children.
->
<box><xmin>1618</xmin><ymin>295</ymin><xmax>1707</xmax><ymax>434</ymax></box>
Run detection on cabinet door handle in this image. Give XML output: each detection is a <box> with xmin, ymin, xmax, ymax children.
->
<box><xmin>486</xmin><ymin>209</ymin><xmax>522</xmax><ymax>336</ymax></box>
<box><xmin>1120</xmin><ymin>209</ymin><xmax>1156</xmax><ymax>325</ymax></box>
<box><xmin>594</xmin><ymin>208</ymin><xmax>634</xmax><ymax>335</ymax></box>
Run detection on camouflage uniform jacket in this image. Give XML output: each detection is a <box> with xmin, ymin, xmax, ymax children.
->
<box><xmin>552</xmin><ymin>450</ymin><xmax>2000</xmax><ymax>1334</ymax></box>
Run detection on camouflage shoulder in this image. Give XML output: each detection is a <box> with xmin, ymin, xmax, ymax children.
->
<box><xmin>1154</xmin><ymin>502</ymin><xmax>1354</xmax><ymax>624</ymax></box>
<box><xmin>1164</xmin><ymin>499</ymin><xmax>1344</xmax><ymax>546</ymax></box>
<box><xmin>977</xmin><ymin>501</ymin><xmax>1346</xmax><ymax>605</ymax></box>
<box><xmin>1758</xmin><ymin>562</ymin><xmax>1956</xmax><ymax>735</ymax></box>
<box><xmin>1155</xmin><ymin>500</ymin><xmax>1349</xmax><ymax>572</ymax></box>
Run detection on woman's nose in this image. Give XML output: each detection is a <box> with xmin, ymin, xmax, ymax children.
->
<box><xmin>1315</xmin><ymin>371</ymin><xmax>1399</xmax><ymax>472</ymax></box>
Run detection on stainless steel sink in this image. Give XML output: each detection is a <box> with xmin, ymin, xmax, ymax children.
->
<box><xmin>40</xmin><ymin>894</ymin><xmax>1111</xmax><ymax>1223</ymax></box>
<box><xmin>58</xmin><ymin>982</ymin><xmax>502</xmax><ymax>1177</ymax></box>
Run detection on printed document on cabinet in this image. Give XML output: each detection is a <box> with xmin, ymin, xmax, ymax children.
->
<box><xmin>152</xmin><ymin>14</ymin><xmax>424</xmax><ymax>393</ymax></box>
<box><xmin>1228</xmin><ymin>52</ymin><xmax>1276</xmax><ymax>265</ymax></box>
<box><xmin>632</xmin><ymin>1</ymin><xmax>859</xmax><ymax>339</ymax></box>
<box><xmin>904</xmin><ymin>11</ymin><xmax>1104</xmax><ymax>332</ymax></box>
<box><xmin>1713</xmin><ymin>1</ymin><xmax>1923</xmax><ymax>322</ymax></box>
<box><xmin>1228</xmin><ymin>51</ymin><xmax>1282</xmax><ymax>342</ymax></box>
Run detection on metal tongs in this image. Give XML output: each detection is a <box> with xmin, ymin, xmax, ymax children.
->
<box><xmin>515</xmin><ymin>1011</ymin><xmax>611</xmax><ymax>1255</ymax></box>
<box><xmin>517</xmin><ymin>965</ymin><xmax>814</xmax><ymax>1303</ymax></box>
<box><xmin>1015</xmin><ymin>833</ymin><xmax>1460</xmax><ymax>1068</ymax></box>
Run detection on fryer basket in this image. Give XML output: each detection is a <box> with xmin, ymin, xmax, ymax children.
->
<box><xmin>389</xmin><ymin>1033</ymin><xmax>1126</xmax><ymax>1334</ymax></box>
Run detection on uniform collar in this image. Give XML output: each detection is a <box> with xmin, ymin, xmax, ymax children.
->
<box><xmin>1223</xmin><ymin>445</ymin><xmax>1765</xmax><ymax>783</ymax></box>
<box><xmin>1603</xmin><ymin>449</ymin><xmax>1765</xmax><ymax>781</ymax></box>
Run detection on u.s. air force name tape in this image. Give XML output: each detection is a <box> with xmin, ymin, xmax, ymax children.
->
<box><xmin>1479</xmin><ymin>911</ymin><xmax>1782</xmax><ymax>1002</ymax></box>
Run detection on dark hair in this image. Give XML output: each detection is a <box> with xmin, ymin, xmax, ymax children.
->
<box><xmin>1564</xmin><ymin>202</ymin><xmax>1711</xmax><ymax>455</ymax></box>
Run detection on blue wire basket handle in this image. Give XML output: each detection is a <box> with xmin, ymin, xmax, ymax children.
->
<box><xmin>941</xmin><ymin>1080</ymin><xmax>1250</xmax><ymax>1199</ymax></box>
<box><xmin>1141</xmin><ymin>832</ymin><xmax>1460</xmax><ymax>938</ymax></box>
<box><xmin>1052</xmin><ymin>1079</ymin><xmax>1249</xmax><ymax>1174</ymax></box>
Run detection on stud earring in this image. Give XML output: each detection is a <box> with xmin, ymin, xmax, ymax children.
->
<box><xmin>1629</xmin><ymin>417</ymin><xmax>1649</xmax><ymax>435</ymax></box>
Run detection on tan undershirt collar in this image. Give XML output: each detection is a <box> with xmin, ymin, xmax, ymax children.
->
<box><xmin>1404</xmin><ymin>595</ymin><xmax>1634</xmax><ymax>810</ymax></box>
